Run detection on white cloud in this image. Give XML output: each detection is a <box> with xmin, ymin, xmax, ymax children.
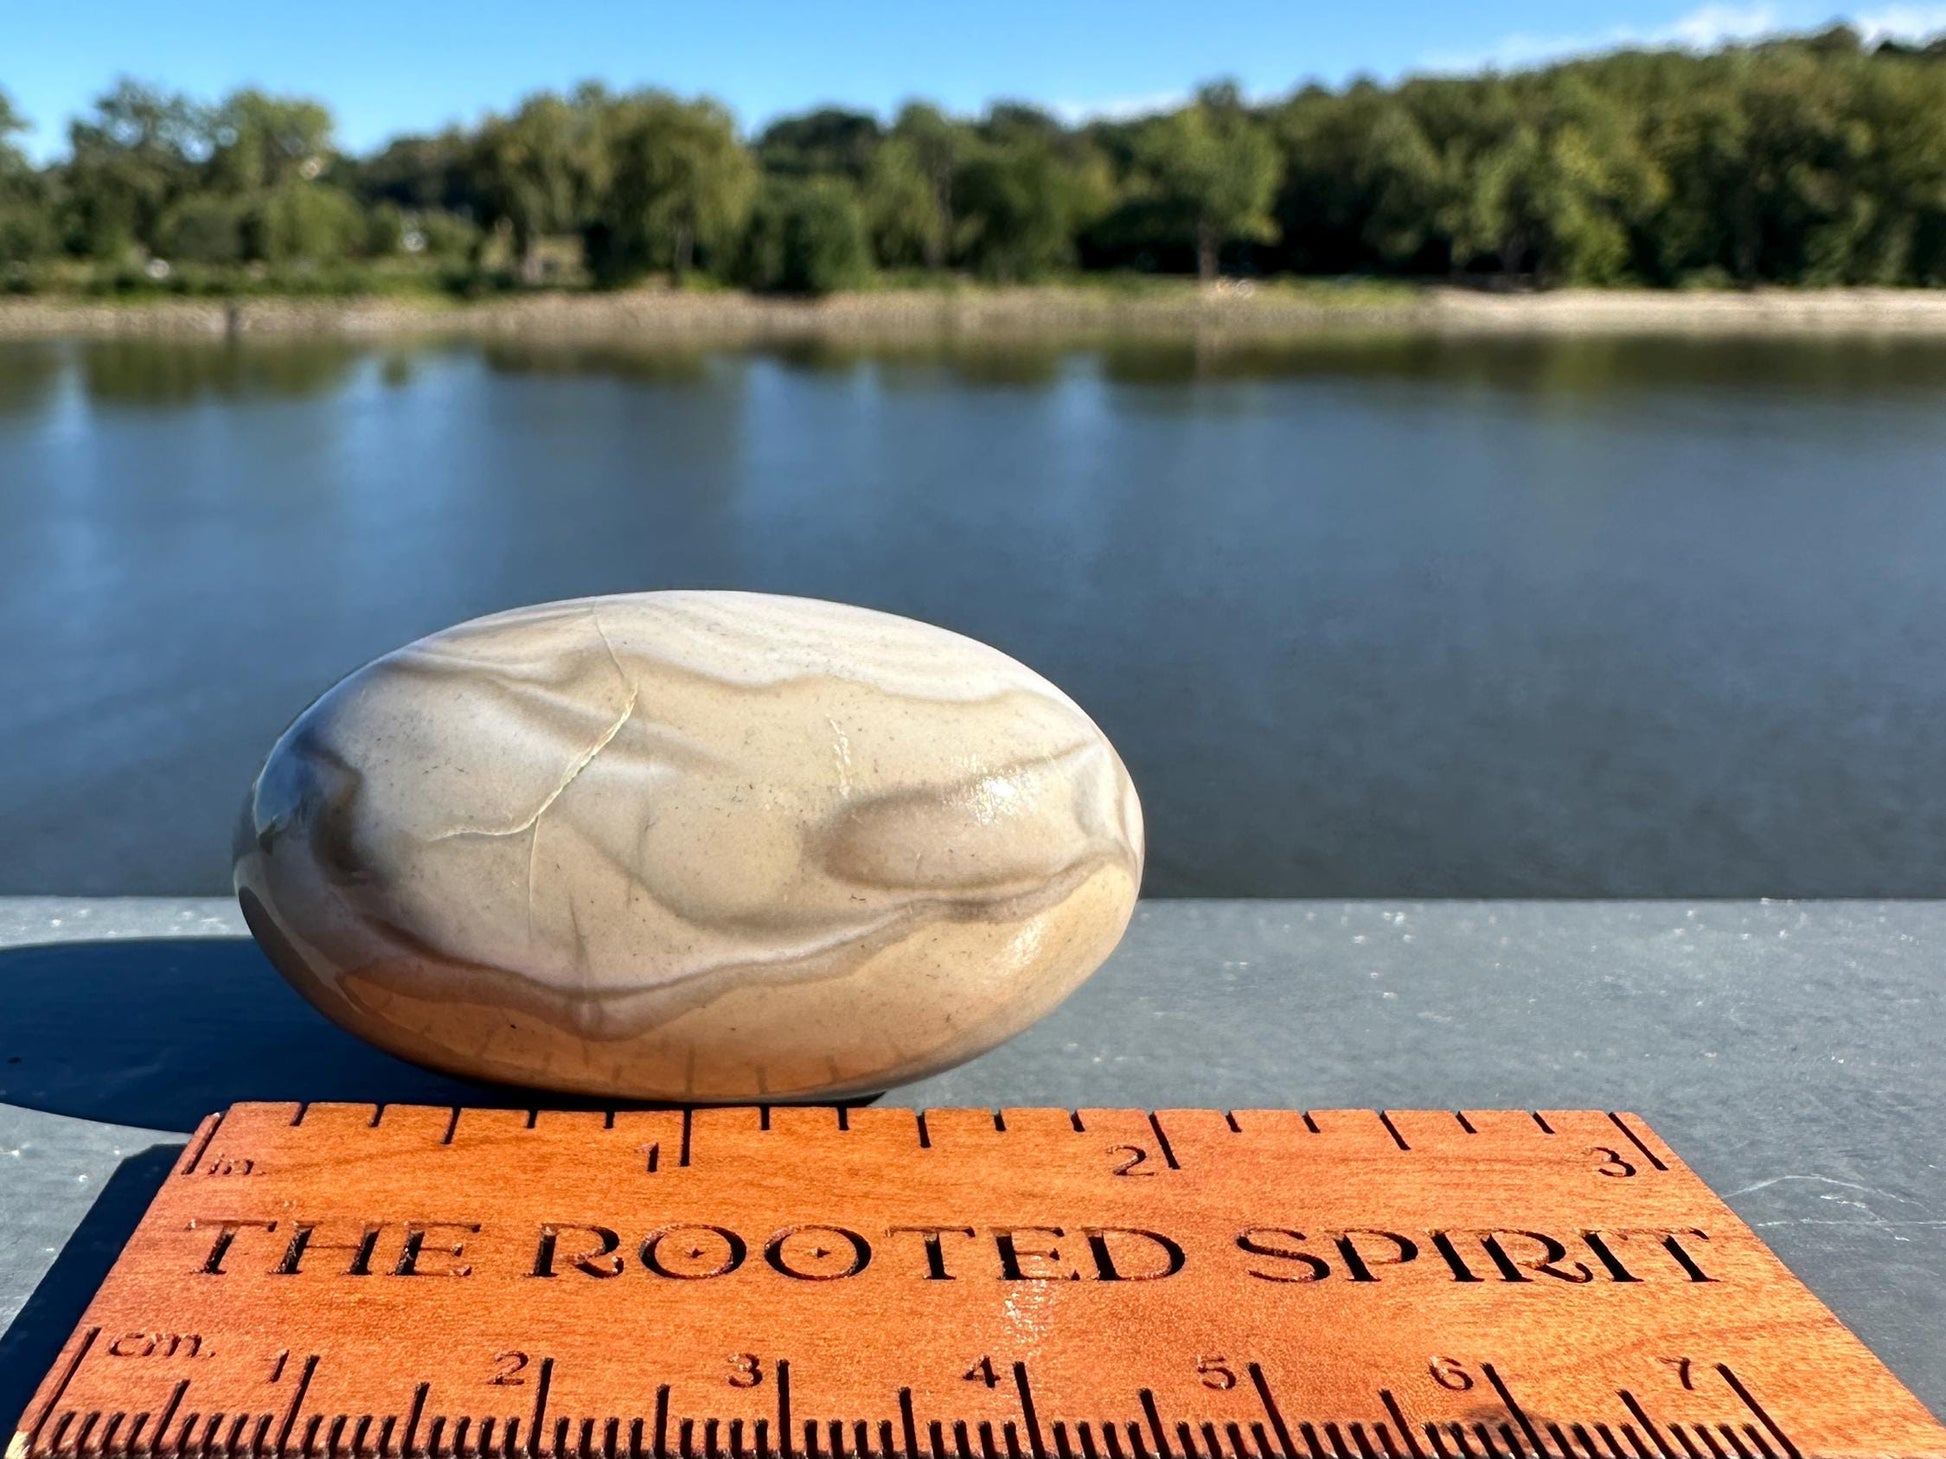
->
<box><xmin>1664</xmin><ymin>3</ymin><xmax>1787</xmax><ymax>46</ymax></box>
<box><xmin>1852</xmin><ymin>4</ymin><xmax>1946</xmax><ymax>40</ymax></box>
<box><xmin>1417</xmin><ymin>1</ymin><xmax>1946</xmax><ymax>75</ymax></box>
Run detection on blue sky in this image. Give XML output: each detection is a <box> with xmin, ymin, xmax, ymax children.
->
<box><xmin>5</xmin><ymin>1</ymin><xmax>1946</xmax><ymax>159</ymax></box>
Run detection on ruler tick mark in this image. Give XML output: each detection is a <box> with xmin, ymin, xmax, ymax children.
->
<box><xmin>1247</xmin><ymin>1367</ymin><xmax>1295</xmax><ymax>1459</ymax></box>
<box><xmin>17</xmin><ymin>1325</ymin><xmax>98</xmax><ymax>1458</ymax></box>
<box><xmin>1301</xmin><ymin>1113</ymin><xmax>1320</xmax><ymax>1135</ymax></box>
<box><xmin>1378</xmin><ymin>1112</ymin><xmax>1410</xmax><ymax>1151</ymax></box>
<box><xmin>1013</xmin><ymin>1365</ymin><xmax>1046</xmax><ymax>1459</ymax></box>
<box><xmin>404</xmin><ymin>1385</ymin><xmax>428</xmax><ymax>1459</ymax></box>
<box><xmin>1482</xmin><ymin>1366</ymin><xmax>1544</xmax><ymax>1459</ymax></box>
<box><xmin>1145</xmin><ymin>1114</ymin><xmax>1179</xmax><ymax>1170</ymax></box>
<box><xmin>915</xmin><ymin>1112</ymin><xmax>931</xmax><ymax>1150</ymax></box>
<box><xmin>525</xmin><ymin>1359</ymin><xmax>552</xmax><ymax>1459</ymax></box>
<box><xmin>1531</xmin><ymin>1113</ymin><xmax>1554</xmax><ymax>1135</ymax></box>
<box><xmin>1454</xmin><ymin>1112</ymin><xmax>1477</xmax><ymax>1135</ymax></box>
<box><xmin>777</xmin><ymin>1362</ymin><xmax>792</xmax><ymax>1459</ymax></box>
<box><xmin>1619</xmin><ymin>1396</ymin><xmax>1674</xmax><ymax>1459</ymax></box>
<box><xmin>178</xmin><ymin>1114</ymin><xmax>224</xmax><ymax>1177</ymax></box>
<box><xmin>1381</xmin><ymin>1394</ymin><xmax>1423</xmax><ymax>1459</ymax></box>
<box><xmin>1606</xmin><ymin>1115</ymin><xmax>1668</xmax><ymax>1173</ymax></box>
<box><xmin>679</xmin><ymin>1110</ymin><xmax>693</xmax><ymax>1168</ymax></box>
<box><xmin>1715</xmin><ymin>1370</ymin><xmax>1796</xmax><ymax>1459</ymax></box>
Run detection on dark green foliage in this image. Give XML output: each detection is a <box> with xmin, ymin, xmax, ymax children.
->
<box><xmin>755</xmin><ymin>109</ymin><xmax>882</xmax><ymax>182</ymax></box>
<box><xmin>738</xmin><ymin>176</ymin><xmax>871</xmax><ymax>294</ymax></box>
<box><xmin>60</xmin><ymin>80</ymin><xmax>204</xmax><ymax>260</ymax></box>
<box><xmin>159</xmin><ymin>194</ymin><xmax>247</xmax><ymax>263</ymax></box>
<box><xmin>6</xmin><ymin>30</ymin><xmax>1946</xmax><ymax>290</ymax></box>
<box><xmin>0</xmin><ymin>91</ymin><xmax>51</xmax><ymax>262</ymax></box>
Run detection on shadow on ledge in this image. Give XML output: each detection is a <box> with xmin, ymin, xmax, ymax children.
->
<box><xmin>0</xmin><ymin>1144</ymin><xmax>179</xmax><ymax>1436</ymax></box>
<box><xmin>0</xmin><ymin>937</ymin><xmax>619</xmax><ymax>1131</ymax></box>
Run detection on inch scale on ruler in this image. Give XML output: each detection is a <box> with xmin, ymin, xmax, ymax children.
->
<box><xmin>10</xmin><ymin>1104</ymin><xmax>1945</xmax><ymax>1459</ymax></box>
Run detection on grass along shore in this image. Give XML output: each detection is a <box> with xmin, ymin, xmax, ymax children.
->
<box><xmin>6</xmin><ymin>281</ymin><xmax>1946</xmax><ymax>342</ymax></box>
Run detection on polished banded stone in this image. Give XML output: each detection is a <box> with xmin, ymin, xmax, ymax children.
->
<box><xmin>235</xmin><ymin>591</ymin><xmax>1144</xmax><ymax>1100</ymax></box>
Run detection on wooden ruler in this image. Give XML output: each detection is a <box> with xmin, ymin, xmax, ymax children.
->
<box><xmin>10</xmin><ymin>1104</ymin><xmax>1943</xmax><ymax>1459</ymax></box>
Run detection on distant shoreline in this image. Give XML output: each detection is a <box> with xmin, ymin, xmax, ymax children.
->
<box><xmin>6</xmin><ymin>284</ymin><xmax>1946</xmax><ymax>342</ymax></box>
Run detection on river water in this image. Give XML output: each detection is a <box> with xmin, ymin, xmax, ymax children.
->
<box><xmin>5</xmin><ymin>331</ymin><xmax>1946</xmax><ymax>897</ymax></box>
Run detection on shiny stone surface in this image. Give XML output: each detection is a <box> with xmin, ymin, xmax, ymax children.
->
<box><xmin>233</xmin><ymin>591</ymin><xmax>1144</xmax><ymax>1100</ymax></box>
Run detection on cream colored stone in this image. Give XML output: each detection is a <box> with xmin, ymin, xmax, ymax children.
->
<box><xmin>234</xmin><ymin>591</ymin><xmax>1143</xmax><ymax>1100</ymax></box>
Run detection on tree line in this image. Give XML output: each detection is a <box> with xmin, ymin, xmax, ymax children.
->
<box><xmin>2</xmin><ymin>25</ymin><xmax>1945</xmax><ymax>296</ymax></box>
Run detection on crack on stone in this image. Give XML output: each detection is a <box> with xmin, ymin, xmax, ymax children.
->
<box><xmin>435</xmin><ymin>610</ymin><xmax>640</xmax><ymax>943</ymax></box>
<box><xmin>437</xmin><ymin>680</ymin><xmax>639</xmax><ymax>848</ymax></box>
<box><xmin>518</xmin><ymin>612</ymin><xmax>639</xmax><ymax>934</ymax></box>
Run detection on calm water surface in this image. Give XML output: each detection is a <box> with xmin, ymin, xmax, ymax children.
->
<box><xmin>5</xmin><ymin>332</ymin><xmax>1946</xmax><ymax>897</ymax></box>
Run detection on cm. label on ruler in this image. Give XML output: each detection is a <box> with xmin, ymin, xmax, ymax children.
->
<box><xmin>11</xmin><ymin>1103</ymin><xmax>1946</xmax><ymax>1459</ymax></box>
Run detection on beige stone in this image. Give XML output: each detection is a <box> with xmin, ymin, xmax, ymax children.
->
<box><xmin>234</xmin><ymin>591</ymin><xmax>1143</xmax><ymax>1100</ymax></box>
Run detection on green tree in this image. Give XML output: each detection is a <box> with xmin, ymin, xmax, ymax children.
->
<box><xmin>253</xmin><ymin>180</ymin><xmax>363</xmax><ymax>264</ymax></box>
<box><xmin>470</xmin><ymin>90</ymin><xmax>611</xmax><ymax>279</ymax></box>
<box><xmin>61</xmin><ymin>80</ymin><xmax>203</xmax><ymax>260</ymax></box>
<box><xmin>207</xmin><ymin>90</ymin><xmax>333</xmax><ymax>194</ymax></box>
<box><xmin>1135</xmin><ymin>85</ymin><xmax>1280</xmax><ymax>280</ymax></box>
<box><xmin>864</xmin><ymin>103</ymin><xmax>969</xmax><ymax>270</ymax></box>
<box><xmin>8</xmin><ymin>28</ymin><xmax>1946</xmax><ymax>294</ymax></box>
<box><xmin>953</xmin><ymin>108</ymin><xmax>1109</xmax><ymax>280</ymax></box>
<box><xmin>348</xmin><ymin>128</ymin><xmax>476</xmax><ymax>213</ymax></box>
<box><xmin>0</xmin><ymin>89</ymin><xmax>53</xmax><ymax>263</ymax></box>
<box><xmin>159</xmin><ymin>194</ymin><xmax>246</xmax><ymax>263</ymax></box>
<box><xmin>754</xmin><ymin>108</ymin><xmax>881</xmax><ymax>181</ymax></box>
<box><xmin>739</xmin><ymin>175</ymin><xmax>871</xmax><ymax>294</ymax></box>
<box><xmin>593</xmin><ymin>93</ymin><xmax>754</xmax><ymax>284</ymax></box>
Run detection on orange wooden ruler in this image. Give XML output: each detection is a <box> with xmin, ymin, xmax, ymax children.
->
<box><xmin>11</xmin><ymin>1104</ymin><xmax>1944</xmax><ymax>1459</ymax></box>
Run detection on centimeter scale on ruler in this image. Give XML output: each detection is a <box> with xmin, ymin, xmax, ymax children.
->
<box><xmin>11</xmin><ymin>1103</ymin><xmax>1945</xmax><ymax>1459</ymax></box>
